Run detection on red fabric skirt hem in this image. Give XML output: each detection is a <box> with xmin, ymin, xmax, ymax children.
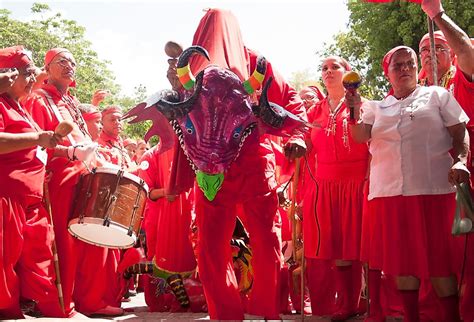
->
<box><xmin>361</xmin><ymin>194</ymin><xmax>462</xmax><ymax>278</ymax></box>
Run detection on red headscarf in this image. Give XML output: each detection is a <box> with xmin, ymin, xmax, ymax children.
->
<box><xmin>123</xmin><ymin>138</ymin><xmax>137</xmax><ymax>147</ymax></box>
<box><xmin>190</xmin><ymin>8</ymin><xmax>250</xmax><ymax>80</ymax></box>
<box><xmin>82</xmin><ymin>108</ymin><xmax>102</xmax><ymax>121</ymax></box>
<box><xmin>418</xmin><ymin>31</ymin><xmax>449</xmax><ymax>50</ymax></box>
<box><xmin>382</xmin><ymin>45</ymin><xmax>417</xmax><ymax>77</ymax></box>
<box><xmin>305</xmin><ymin>85</ymin><xmax>325</xmax><ymax>101</ymax></box>
<box><xmin>101</xmin><ymin>105</ymin><xmax>122</xmax><ymax>118</ymax></box>
<box><xmin>0</xmin><ymin>46</ymin><xmax>33</xmax><ymax>69</ymax></box>
<box><xmin>44</xmin><ymin>48</ymin><xmax>72</xmax><ymax>66</ymax></box>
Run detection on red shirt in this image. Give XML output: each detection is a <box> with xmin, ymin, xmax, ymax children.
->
<box><xmin>310</xmin><ymin>99</ymin><xmax>369</xmax><ymax>180</ymax></box>
<box><xmin>450</xmin><ymin>68</ymin><xmax>474</xmax><ymax>133</ymax></box>
<box><xmin>23</xmin><ymin>83</ymin><xmax>92</xmax><ymax>186</ymax></box>
<box><xmin>98</xmin><ymin>131</ymin><xmax>132</xmax><ymax>168</ymax></box>
<box><xmin>0</xmin><ymin>94</ymin><xmax>45</xmax><ymax>201</ymax></box>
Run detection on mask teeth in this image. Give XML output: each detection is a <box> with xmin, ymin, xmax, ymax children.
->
<box><xmin>169</xmin><ymin>120</ymin><xmax>198</xmax><ymax>172</ymax></box>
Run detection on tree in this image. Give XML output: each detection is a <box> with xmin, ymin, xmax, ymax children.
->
<box><xmin>0</xmin><ymin>3</ymin><xmax>155</xmax><ymax>142</ymax></box>
<box><xmin>0</xmin><ymin>3</ymin><xmax>118</xmax><ymax>103</ymax></box>
<box><xmin>321</xmin><ymin>0</ymin><xmax>474</xmax><ymax>99</ymax></box>
<box><xmin>288</xmin><ymin>68</ymin><xmax>322</xmax><ymax>92</ymax></box>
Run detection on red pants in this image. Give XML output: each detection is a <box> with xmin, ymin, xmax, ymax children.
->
<box><xmin>305</xmin><ymin>258</ymin><xmax>338</xmax><ymax>315</ymax></box>
<box><xmin>48</xmin><ymin>181</ymin><xmax>79</xmax><ymax>316</ymax></box>
<box><xmin>73</xmin><ymin>243</ymin><xmax>121</xmax><ymax>314</ymax></box>
<box><xmin>0</xmin><ymin>197</ymin><xmax>63</xmax><ymax>318</ymax></box>
<box><xmin>195</xmin><ymin>189</ymin><xmax>282</xmax><ymax>319</ymax></box>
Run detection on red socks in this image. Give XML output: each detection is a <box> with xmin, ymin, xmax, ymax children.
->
<box><xmin>399</xmin><ymin>289</ymin><xmax>420</xmax><ymax>322</ymax></box>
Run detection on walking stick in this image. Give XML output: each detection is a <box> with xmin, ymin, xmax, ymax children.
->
<box><xmin>300</xmin><ymin>242</ymin><xmax>305</xmax><ymax>320</ymax></box>
<box><xmin>43</xmin><ymin>183</ymin><xmax>65</xmax><ymax>314</ymax></box>
<box><xmin>288</xmin><ymin>158</ymin><xmax>301</xmax><ymax>262</ymax></box>
<box><xmin>427</xmin><ymin>16</ymin><xmax>438</xmax><ymax>86</ymax></box>
<box><xmin>287</xmin><ymin>158</ymin><xmax>303</xmax><ymax>318</ymax></box>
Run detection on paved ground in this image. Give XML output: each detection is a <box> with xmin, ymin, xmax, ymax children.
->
<box><xmin>7</xmin><ymin>292</ymin><xmax>403</xmax><ymax>321</ymax></box>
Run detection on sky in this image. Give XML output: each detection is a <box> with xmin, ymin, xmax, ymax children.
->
<box><xmin>1</xmin><ymin>0</ymin><xmax>350</xmax><ymax>97</ymax></box>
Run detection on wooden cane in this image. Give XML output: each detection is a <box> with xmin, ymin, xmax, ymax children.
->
<box><xmin>288</xmin><ymin>158</ymin><xmax>301</xmax><ymax>262</ymax></box>
<box><xmin>427</xmin><ymin>16</ymin><xmax>438</xmax><ymax>86</ymax></box>
<box><xmin>300</xmin><ymin>242</ymin><xmax>305</xmax><ymax>320</ymax></box>
<box><xmin>43</xmin><ymin>183</ymin><xmax>65</xmax><ymax>314</ymax></box>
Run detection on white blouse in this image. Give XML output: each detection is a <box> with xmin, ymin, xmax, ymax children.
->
<box><xmin>363</xmin><ymin>85</ymin><xmax>469</xmax><ymax>200</ymax></box>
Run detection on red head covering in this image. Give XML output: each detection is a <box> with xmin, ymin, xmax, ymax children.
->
<box><xmin>82</xmin><ymin>108</ymin><xmax>102</xmax><ymax>121</ymax></box>
<box><xmin>305</xmin><ymin>85</ymin><xmax>325</xmax><ymax>101</ymax></box>
<box><xmin>123</xmin><ymin>138</ymin><xmax>137</xmax><ymax>147</ymax></box>
<box><xmin>190</xmin><ymin>8</ymin><xmax>250</xmax><ymax>80</ymax></box>
<box><xmin>101</xmin><ymin>105</ymin><xmax>123</xmax><ymax>118</ymax></box>
<box><xmin>0</xmin><ymin>46</ymin><xmax>33</xmax><ymax>69</ymax></box>
<box><xmin>418</xmin><ymin>31</ymin><xmax>449</xmax><ymax>50</ymax></box>
<box><xmin>44</xmin><ymin>48</ymin><xmax>72</xmax><ymax>66</ymax></box>
<box><xmin>382</xmin><ymin>45</ymin><xmax>417</xmax><ymax>77</ymax></box>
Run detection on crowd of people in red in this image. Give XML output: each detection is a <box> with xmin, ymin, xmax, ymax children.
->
<box><xmin>1</xmin><ymin>0</ymin><xmax>473</xmax><ymax>320</ymax></box>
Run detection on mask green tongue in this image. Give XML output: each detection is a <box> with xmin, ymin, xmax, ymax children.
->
<box><xmin>196</xmin><ymin>171</ymin><xmax>224</xmax><ymax>201</ymax></box>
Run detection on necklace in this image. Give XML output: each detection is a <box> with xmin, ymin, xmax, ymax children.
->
<box><xmin>325</xmin><ymin>98</ymin><xmax>344</xmax><ymax>136</ymax></box>
<box><xmin>62</xmin><ymin>94</ymin><xmax>90</xmax><ymax>138</ymax></box>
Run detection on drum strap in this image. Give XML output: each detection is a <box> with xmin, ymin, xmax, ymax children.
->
<box><xmin>40</xmin><ymin>89</ymin><xmax>77</xmax><ymax>146</ymax></box>
<box><xmin>103</xmin><ymin>169</ymin><xmax>125</xmax><ymax>226</ymax></box>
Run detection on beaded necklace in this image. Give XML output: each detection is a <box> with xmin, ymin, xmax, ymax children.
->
<box><xmin>325</xmin><ymin>98</ymin><xmax>351</xmax><ymax>151</ymax></box>
<box><xmin>61</xmin><ymin>94</ymin><xmax>90</xmax><ymax>138</ymax></box>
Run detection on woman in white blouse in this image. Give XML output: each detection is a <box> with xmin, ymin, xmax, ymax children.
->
<box><xmin>349</xmin><ymin>46</ymin><xmax>469</xmax><ymax>322</ymax></box>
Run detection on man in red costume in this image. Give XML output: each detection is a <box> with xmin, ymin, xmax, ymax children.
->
<box><xmin>0</xmin><ymin>46</ymin><xmax>63</xmax><ymax>319</ymax></box>
<box><xmin>98</xmin><ymin>105</ymin><xmax>132</xmax><ymax>169</ymax></box>
<box><xmin>170</xmin><ymin>9</ymin><xmax>307</xmax><ymax>319</ymax></box>
<box><xmin>418</xmin><ymin>1</ymin><xmax>474</xmax><ymax>320</ymax></box>
<box><xmin>70</xmin><ymin>102</ymin><xmax>124</xmax><ymax>316</ymax></box>
<box><xmin>23</xmin><ymin>48</ymin><xmax>98</xmax><ymax>317</ymax></box>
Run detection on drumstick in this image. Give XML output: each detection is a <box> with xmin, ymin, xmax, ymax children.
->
<box><xmin>54</xmin><ymin>120</ymin><xmax>74</xmax><ymax>137</ymax></box>
<box><xmin>43</xmin><ymin>183</ymin><xmax>65</xmax><ymax>314</ymax></box>
<box><xmin>41</xmin><ymin>120</ymin><xmax>74</xmax><ymax>150</ymax></box>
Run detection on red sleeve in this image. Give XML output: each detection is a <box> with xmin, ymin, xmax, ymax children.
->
<box><xmin>23</xmin><ymin>92</ymin><xmax>56</xmax><ymax>131</ymax></box>
<box><xmin>138</xmin><ymin>149</ymin><xmax>162</xmax><ymax>190</ymax></box>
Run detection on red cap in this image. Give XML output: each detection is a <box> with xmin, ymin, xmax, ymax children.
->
<box><xmin>382</xmin><ymin>46</ymin><xmax>417</xmax><ymax>77</ymax></box>
<box><xmin>123</xmin><ymin>138</ymin><xmax>137</xmax><ymax>147</ymax></box>
<box><xmin>101</xmin><ymin>105</ymin><xmax>123</xmax><ymax>117</ymax></box>
<box><xmin>82</xmin><ymin>109</ymin><xmax>102</xmax><ymax>121</ymax></box>
<box><xmin>419</xmin><ymin>31</ymin><xmax>449</xmax><ymax>50</ymax></box>
<box><xmin>44</xmin><ymin>48</ymin><xmax>72</xmax><ymax>66</ymax></box>
<box><xmin>0</xmin><ymin>46</ymin><xmax>33</xmax><ymax>69</ymax></box>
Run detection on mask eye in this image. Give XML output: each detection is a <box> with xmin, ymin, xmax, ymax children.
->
<box><xmin>185</xmin><ymin>116</ymin><xmax>195</xmax><ymax>134</ymax></box>
<box><xmin>232</xmin><ymin>126</ymin><xmax>242</xmax><ymax>139</ymax></box>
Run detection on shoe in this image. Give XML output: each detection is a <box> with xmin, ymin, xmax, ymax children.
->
<box><xmin>90</xmin><ymin>305</ymin><xmax>124</xmax><ymax>317</ymax></box>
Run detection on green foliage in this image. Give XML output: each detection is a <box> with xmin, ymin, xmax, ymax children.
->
<box><xmin>0</xmin><ymin>3</ymin><xmax>119</xmax><ymax>103</ymax></box>
<box><xmin>321</xmin><ymin>0</ymin><xmax>474</xmax><ymax>99</ymax></box>
<box><xmin>288</xmin><ymin>68</ymin><xmax>322</xmax><ymax>92</ymax></box>
<box><xmin>0</xmin><ymin>3</ymin><xmax>154</xmax><ymax>142</ymax></box>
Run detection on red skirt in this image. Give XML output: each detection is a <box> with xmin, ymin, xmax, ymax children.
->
<box><xmin>153</xmin><ymin>194</ymin><xmax>196</xmax><ymax>276</ymax></box>
<box><xmin>361</xmin><ymin>194</ymin><xmax>462</xmax><ymax>278</ymax></box>
<box><xmin>303</xmin><ymin>177</ymin><xmax>366</xmax><ymax>260</ymax></box>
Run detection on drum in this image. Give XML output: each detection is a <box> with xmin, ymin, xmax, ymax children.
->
<box><xmin>69</xmin><ymin>166</ymin><xmax>149</xmax><ymax>249</ymax></box>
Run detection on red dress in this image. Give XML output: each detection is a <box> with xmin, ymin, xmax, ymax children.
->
<box><xmin>303</xmin><ymin>98</ymin><xmax>369</xmax><ymax>261</ymax></box>
<box><xmin>138</xmin><ymin>145</ymin><xmax>199</xmax><ymax>312</ymax></box>
<box><xmin>0</xmin><ymin>94</ymin><xmax>63</xmax><ymax>318</ymax></box>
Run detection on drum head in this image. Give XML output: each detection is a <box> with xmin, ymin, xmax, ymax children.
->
<box><xmin>68</xmin><ymin>217</ymin><xmax>137</xmax><ymax>249</ymax></box>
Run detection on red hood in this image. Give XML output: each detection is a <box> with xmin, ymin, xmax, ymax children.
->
<box><xmin>190</xmin><ymin>8</ymin><xmax>250</xmax><ymax>81</ymax></box>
